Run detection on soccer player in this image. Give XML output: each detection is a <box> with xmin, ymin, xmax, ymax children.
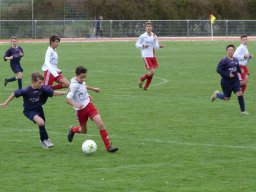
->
<box><xmin>210</xmin><ymin>44</ymin><xmax>249</xmax><ymax>115</ymax></box>
<box><xmin>42</xmin><ymin>35</ymin><xmax>70</xmax><ymax>90</ymax></box>
<box><xmin>233</xmin><ymin>34</ymin><xmax>253</xmax><ymax>93</ymax></box>
<box><xmin>3</xmin><ymin>36</ymin><xmax>24</xmax><ymax>89</ymax></box>
<box><xmin>66</xmin><ymin>66</ymin><xmax>118</xmax><ymax>153</ymax></box>
<box><xmin>0</xmin><ymin>72</ymin><xmax>67</xmax><ymax>148</ymax></box>
<box><xmin>136</xmin><ymin>21</ymin><xmax>164</xmax><ymax>90</ymax></box>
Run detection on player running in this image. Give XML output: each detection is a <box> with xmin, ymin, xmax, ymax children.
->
<box><xmin>0</xmin><ymin>72</ymin><xmax>67</xmax><ymax>148</ymax></box>
<box><xmin>210</xmin><ymin>44</ymin><xmax>249</xmax><ymax>115</ymax></box>
<box><xmin>66</xmin><ymin>66</ymin><xmax>118</xmax><ymax>153</ymax></box>
<box><xmin>136</xmin><ymin>21</ymin><xmax>164</xmax><ymax>90</ymax></box>
<box><xmin>42</xmin><ymin>35</ymin><xmax>70</xmax><ymax>90</ymax></box>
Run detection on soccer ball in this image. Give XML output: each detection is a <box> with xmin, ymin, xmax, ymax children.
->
<box><xmin>82</xmin><ymin>140</ymin><xmax>97</xmax><ymax>154</ymax></box>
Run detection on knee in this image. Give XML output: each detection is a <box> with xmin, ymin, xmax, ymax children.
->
<box><xmin>37</xmin><ymin>121</ymin><xmax>45</xmax><ymax>127</ymax></box>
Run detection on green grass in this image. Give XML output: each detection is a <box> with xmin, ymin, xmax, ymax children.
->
<box><xmin>1</xmin><ymin>40</ymin><xmax>256</xmax><ymax>192</ymax></box>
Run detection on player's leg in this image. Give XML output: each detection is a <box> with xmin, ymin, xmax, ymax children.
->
<box><xmin>235</xmin><ymin>85</ymin><xmax>248</xmax><ymax>114</ymax></box>
<box><xmin>240</xmin><ymin>75</ymin><xmax>248</xmax><ymax>93</ymax></box>
<box><xmin>92</xmin><ymin>114</ymin><xmax>118</xmax><ymax>153</ymax></box>
<box><xmin>16</xmin><ymin>72</ymin><xmax>23</xmax><ymax>89</ymax></box>
<box><xmin>4</xmin><ymin>76</ymin><xmax>16</xmax><ymax>86</ymax></box>
<box><xmin>138</xmin><ymin>58</ymin><xmax>151</xmax><ymax>88</ymax></box>
<box><xmin>52</xmin><ymin>76</ymin><xmax>70</xmax><ymax>90</ymax></box>
<box><xmin>144</xmin><ymin>68</ymin><xmax>155</xmax><ymax>90</ymax></box>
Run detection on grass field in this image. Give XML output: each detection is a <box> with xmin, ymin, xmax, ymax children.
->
<box><xmin>1</xmin><ymin>40</ymin><xmax>256</xmax><ymax>192</ymax></box>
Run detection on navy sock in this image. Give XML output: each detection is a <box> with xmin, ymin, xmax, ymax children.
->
<box><xmin>39</xmin><ymin>126</ymin><xmax>49</xmax><ymax>141</ymax></box>
<box><xmin>216</xmin><ymin>93</ymin><xmax>225</xmax><ymax>99</ymax></box>
<box><xmin>7</xmin><ymin>77</ymin><xmax>16</xmax><ymax>82</ymax></box>
<box><xmin>17</xmin><ymin>79</ymin><xmax>22</xmax><ymax>89</ymax></box>
<box><xmin>238</xmin><ymin>95</ymin><xmax>245</xmax><ymax>112</ymax></box>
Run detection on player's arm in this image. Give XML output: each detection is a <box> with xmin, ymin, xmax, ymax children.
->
<box><xmin>154</xmin><ymin>35</ymin><xmax>164</xmax><ymax>49</ymax></box>
<box><xmin>3</xmin><ymin>49</ymin><xmax>13</xmax><ymax>61</ymax></box>
<box><xmin>87</xmin><ymin>85</ymin><xmax>100</xmax><ymax>93</ymax></box>
<box><xmin>0</xmin><ymin>93</ymin><xmax>15</xmax><ymax>108</ymax></box>
<box><xmin>217</xmin><ymin>60</ymin><xmax>230</xmax><ymax>78</ymax></box>
<box><xmin>135</xmin><ymin>36</ymin><xmax>144</xmax><ymax>49</ymax></box>
<box><xmin>53</xmin><ymin>90</ymin><xmax>68</xmax><ymax>96</ymax></box>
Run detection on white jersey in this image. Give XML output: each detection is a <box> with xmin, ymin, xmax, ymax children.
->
<box><xmin>66</xmin><ymin>77</ymin><xmax>90</xmax><ymax>110</ymax></box>
<box><xmin>135</xmin><ymin>32</ymin><xmax>160</xmax><ymax>58</ymax></box>
<box><xmin>234</xmin><ymin>44</ymin><xmax>250</xmax><ymax>66</ymax></box>
<box><xmin>42</xmin><ymin>46</ymin><xmax>61</xmax><ymax>77</ymax></box>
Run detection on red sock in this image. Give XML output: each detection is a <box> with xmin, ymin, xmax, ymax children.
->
<box><xmin>144</xmin><ymin>75</ymin><xmax>153</xmax><ymax>89</ymax></box>
<box><xmin>140</xmin><ymin>74</ymin><xmax>149</xmax><ymax>81</ymax></box>
<box><xmin>71</xmin><ymin>126</ymin><xmax>81</xmax><ymax>133</ymax></box>
<box><xmin>100</xmin><ymin>129</ymin><xmax>110</xmax><ymax>149</ymax></box>
<box><xmin>241</xmin><ymin>85</ymin><xmax>246</xmax><ymax>93</ymax></box>
<box><xmin>51</xmin><ymin>83</ymin><xmax>63</xmax><ymax>90</ymax></box>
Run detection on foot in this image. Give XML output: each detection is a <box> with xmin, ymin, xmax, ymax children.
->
<box><xmin>40</xmin><ymin>140</ymin><xmax>49</xmax><ymax>149</ymax></box>
<box><xmin>241</xmin><ymin>111</ymin><xmax>250</xmax><ymax>115</ymax></box>
<box><xmin>138</xmin><ymin>79</ymin><xmax>143</xmax><ymax>88</ymax></box>
<box><xmin>44</xmin><ymin>139</ymin><xmax>54</xmax><ymax>148</ymax></box>
<box><xmin>107</xmin><ymin>146</ymin><xmax>119</xmax><ymax>153</ymax></box>
<box><xmin>210</xmin><ymin>90</ymin><xmax>219</xmax><ymax>102</ymax></box>
<box><xmin>144</xmin><ymin>87</ymin><xmax>149</xmax><ymax>90</ymax></box>
<box><xmin>4</xmin><ymin>79</ymin><xmax>8</xmax><ymax>86</ymax></box>
<box><xmin>67</xmin><ymin>126</ymin><xmax>75</xmax><ymax>142</ymax></box>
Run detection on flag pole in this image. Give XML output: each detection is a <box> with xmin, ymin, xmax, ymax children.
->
<box><xmin>211</xmin><ymin>23</ymin><xmax>213</xmax><ymax>40</ymax></box>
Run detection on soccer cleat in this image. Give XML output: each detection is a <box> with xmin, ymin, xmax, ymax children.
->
<box><xmin>43</xmin><ymin>139</ymin><xmax>54</xmax><ymax>148</ymax></box>
<box><xmin>67</xmin><ymin>126</ymin><xmax>75</xmax><ymax>142</ymax></box>
<box><xmin>107</xmin><ymin>146</ymin><xmax>119</xmax><ymax>153</ymax></box>
<box><xmin>40</xmin><ymin>140</ymin><xmax>49</xmax><ymax>149</ymax></box>
<box><xmin>241</xmin><ymin>111</ymin><xmax>250</xmax><ymax>115</ymax></box>
<box><xmin>4</xmin><ymin>79</ymin><xmax>8</xmax><ymax>86</ymax></box>
<box><xmin>143</xmin><ymin>87</ymin><xmax>149</xmax><ymax>90</ymax></box>
<box><xmin>138</xmin><ymin>79</ymin><xmax>143</xmax><ymax>88</ymax></box>
<box><xmin>210</xmin><ymin>90</ymin><xmax>219</xmax><ymax>102</ymax></box>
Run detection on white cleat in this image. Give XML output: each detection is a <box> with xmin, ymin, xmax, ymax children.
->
<box><xmin>210</xmin><ymin>90</ymin><xmax>219</xmax><ymax>102</ymax></box>
<box><xmin>43</xmin><ymin>139</ymin><xmax>54</xmax><ymax>148</ymax></box>
<box><xmin>241</xmin><ymin>111</ymin><xmax>250</xmax><ymax>115</ymax></box>
<box><xmin>40</xmin><ymin>140</ymin><xmax>49</xmax><ymax>149</ymax></box>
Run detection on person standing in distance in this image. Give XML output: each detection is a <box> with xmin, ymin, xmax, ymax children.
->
<box><xmin>42</xmin><ymin>35</ymin><xmax>70</xmax><ymax>90</ymax></box>
<box><xmin>66</xmin><ymin>66</ymin><xmax>118</xmax><ymax>153</ymax></box>
<box><xmin>3</xmin><ymin>36</ymin><xmax>24</xmax><ymax>89</ymax></box>
<box><xmin>233</xmin><ymin>34</ymin><xmax>253</xmax><ymax>93</ymax></box>
<box><xmin>210</xmin><ymin>44</ymin><xmax>249</xmax><ymax>115</ymax></box>
<box><xmin>136</xmin><ymin>21</ymin><xmax>164</xmax><ymax>90</ymax></box>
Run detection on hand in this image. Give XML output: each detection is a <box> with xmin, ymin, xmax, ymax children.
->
<box><xmin>0</xmin><ymin>103</ymin><xmax>7</xmax><ymax>108</ymax></box>
<box><xmin>93</xmin><ymin>88</ymin><xmax>100</xmax><ymax>93</ymax></box>
<box><xmin>19</xmin><ymin>52</ymin><xmax>24</xmax><ymax>57</ymax></box>
<box><xmin>143</xmin><ymin>44</ymin><xmax>149</xmax><ymax>48</ymax></box>
<box><xmin>230</xmin><ymin>72</ymin><xmax>235</xmax><ymax>78</ymax></box>
<box><xmin>9</xmin><ymin>56</ymin><xmax>14</xmax><ymax>60</ymax></box>
<box><xmin>160</xmin><ymin>44</ymin><xmax>164</xmax><ymax>48</ymax></box>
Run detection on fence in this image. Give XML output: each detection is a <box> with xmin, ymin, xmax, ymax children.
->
<box><xmin>0</xmin><ymin>20</ymin><xmax>256</xmax><ymax>39</ymax></box>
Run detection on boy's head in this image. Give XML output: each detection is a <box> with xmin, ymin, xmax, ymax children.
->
<box><xmin>31</xmin><ymin>72</ymin><xmax>44</xmax><ymax>89</ymax></box>
<box><xmin>50</xmin><ymin>35</ymin><xmax>60</xmax><ymax>47</ymax></box>
<box><xmin>144</xmin><ymin>21</ymin><xmax>153</xmax><ymax>33</ymax></box>
<box><xmin>226</xmin><ymin>44</ymin><xmax>235</xmax><ymax>58</ymax></box>
<box><xmin>10</xmin><ymin>36</ymin><xmax>18</xmax><ymax>46</ymax></box>
<box><xmin>240</xmin><ymin>34</ymin><xmax>248</xmax><ymax>45</ymax></box>
<box><xmin>75</xmin><ymin>66</ymin><xmax>87</xmax><ymax>83</ymax></box>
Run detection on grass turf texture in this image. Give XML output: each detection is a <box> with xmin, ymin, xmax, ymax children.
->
<box><xmin>0</xmin><ymin>41</ymin><xmax>256</xmax><ymax>192</ymax></box>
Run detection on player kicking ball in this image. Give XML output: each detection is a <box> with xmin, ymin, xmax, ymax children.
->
<box><xmin>66</xmin><ymin>66</ymin><xmax>118</xmax><ymax>153</ymax></box>
<box><xmin>0</xmin><ymin>72</ymin><xmax>67</xmax><ymax>148</ymax></box>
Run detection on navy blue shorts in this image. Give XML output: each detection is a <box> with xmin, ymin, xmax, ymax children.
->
<box><xmin>23</xmin><ymin>109</ymin><xmax>45</xmax><ymax>123</ymax></box>
<box><xmin>11</xmin><ymin>63</ymin><xmax>23</xmax><ymax>73</ymax></box>
<box><xmin>221</xmin><ymin>78</ymin><xmax>241</xmax><ymax>98</ymax></box>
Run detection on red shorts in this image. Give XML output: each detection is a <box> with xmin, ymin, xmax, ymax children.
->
<box><xmin>238</xmin><ymin>65</ymin><xmax>249</xmax><ymax>81</ymax></box>
<box><xmin>44</xmin><ymin>70</ymin><xmax>64</xmax><ymax>86</ymax></box>
<box><xmin>76</xmin><ymin>102</ymin><xmax>99</xmax><ymax>126</ymax></box>
<box><xmin>143</xmin><ymin>57</ymin><xmax>158</xmax><ymax>69</ymax></box>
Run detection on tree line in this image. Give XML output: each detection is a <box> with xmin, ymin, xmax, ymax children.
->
<box><xmin>1</xmin><ymin>0</ymin><xmax>256</xmax><ymax>20</ymax></box>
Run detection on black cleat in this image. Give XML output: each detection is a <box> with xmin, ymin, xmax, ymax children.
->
<box><xmin>4</xmin><ymin>79</ymin><xmax>8</xmax><ymax>86</ymax></box>
<box><xmin>107</xmin><ymin>146</ymin><xmax>119</xmax><ymax>153</ymax></box>
<box><xmin>67</xmin><ymin>126</ymin><xmax>75</xmax><ymax>142</ymax></box>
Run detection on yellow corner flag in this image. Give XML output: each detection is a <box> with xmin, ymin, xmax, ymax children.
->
<box><xmin>210</xmin><ymin>14</ymin><xmax>216</xmax><ymax>24</ymax></box>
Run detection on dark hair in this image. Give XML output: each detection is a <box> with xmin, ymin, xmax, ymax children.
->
<box><xmin>50</xmin><ymin>35</ymin><xmax>60</xmax><ymax>45</ymax></box>
<box><xmin>31</xmin><ymin>72</ymin><xmax>44</xmax><ymax>82</ymax></box>
<box><xmin>226</xmin><ymin>44</ymin><xmax>235</xmax><ymax>50</ymax></box>
<box><xmin>144</xmin><ymin>21</ymin><xmax>152</xmax><ymax>27</ymax></box>
<box><xmin>240</xmin><ymin>34</ymin><xmax>248</xmax><ymax>39</ymax></box>
<box><xmin>75</xmin><ymin>66</ymin><xmax>87</xmax><ymax>75</ymax></box>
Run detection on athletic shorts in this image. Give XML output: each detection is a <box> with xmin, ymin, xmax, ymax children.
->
<box><xmin>221</xmin><ymin>78</ymin><xmax>241</xmax><ymax>98</ymax></box>
<box><xmin>11</xmin><ymin>63</ymin><xmax>23</xmax><ymax>73</ymax></box>
<box><xmin>44</xmin><ymin>70</ymin><xmax>64</xmax><ymax>86</ymax></box>
<box><xmin>238</xmin><ymin>65</ymin><xmax>249</xmax><ymax>81</ymax></box>
<box><xmin>23</xmin><ymin>108</ymin><xmax>45</xmax><ymax>123</ymax></box>
<box><xmin>76</xmin><ymin>102</ymin><xmax>99</xmax><ymax>126</ymax></box>
<box><xmin>143</xmin><ymin>57</ymin><xmax>158</xmax><ymax>69</ymax></box>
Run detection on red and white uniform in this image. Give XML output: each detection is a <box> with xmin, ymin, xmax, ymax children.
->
<box><xmin>42</xmin><ymin>46</ymin><xmax>63</xmax><ymax>85</ymax></box>
<box><xmin>67</xmin><ymin>77</ymin><xmax>98</xmax><ymax>126</ymax></box>
<box><xmin>135</xmin><ymin>32</ymin><xmax>161</xmax><ymax>69</ymax></box>
<box><xmin>234</xmin><ymin>44</ymin><xmax>250</xmax><ymax>80</ymax></box>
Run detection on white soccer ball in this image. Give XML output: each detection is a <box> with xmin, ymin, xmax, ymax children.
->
<box><xmin>82</xmin><ymin>140</ymin><xmax>97</xmax><ymax>154</ymax></box>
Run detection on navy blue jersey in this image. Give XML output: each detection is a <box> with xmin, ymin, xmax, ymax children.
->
<box><xmin>3</xmin><ymin>46</ymin><xmax>24</xmax><ymax>66</ymax></box>
<box><xmin>217</xmin><ymin>56</ymin><xmax>241</xmax><ymax>81</ymax></box>
<box><xmin>14</xmin><ymin>85</ymin><xmax>54</xmax><ymax>112</ymax></box>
